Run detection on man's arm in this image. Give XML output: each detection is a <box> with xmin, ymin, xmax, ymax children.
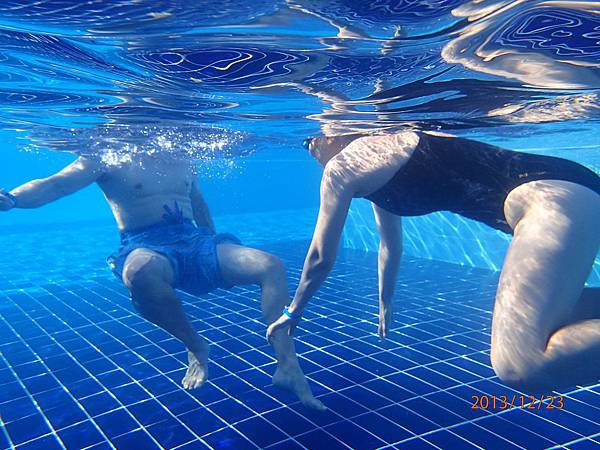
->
<box><xmin>190</xmin><ymin>178</ymin><xmax>215</xmax><ymax>233</ymax></box>
<box><xmin>0</xmin><ymin>157</ymin><xmax>104</xmax><ymax>210</ymax></box>
<box><xmin>372</xmin><ymin>203</ymin><xmax>402</xmax><ymax>339</ymax></box>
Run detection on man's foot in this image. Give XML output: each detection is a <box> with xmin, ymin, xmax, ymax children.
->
<box><xmin>273</xmin><ymin>366</ymin><xmax>326</xmax><ymax>410</ymax></box>
<box><xmin>182</xmin><ymin>342</ymin><xmax>209</xmax><ymax>390</ymax></box>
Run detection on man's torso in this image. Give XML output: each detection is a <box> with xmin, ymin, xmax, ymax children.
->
<box><xmin>96</xmin><ymin>155</ymin><xmax>196</xmax><ymax>232</ymax></box>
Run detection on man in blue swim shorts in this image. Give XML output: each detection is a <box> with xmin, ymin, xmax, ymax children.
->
<box><xmin>0</xmin><ymin>151</ymin><xmax>324</xmax><ymax>410</ymax></box>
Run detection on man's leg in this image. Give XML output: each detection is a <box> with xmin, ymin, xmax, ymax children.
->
<box><xmin>216</xmin><ymin>243</ymin><xmax>326</xmax><ymax>410</ymax></box>
<box><xmin>491</xmin><ymin>180</ymin><xmax>600</xmax><ymax>392</ymax></box>
<box><xmin>122</xmin><ymin>248</ymin><xmax>209</xmax><ymax>390</ymax></box>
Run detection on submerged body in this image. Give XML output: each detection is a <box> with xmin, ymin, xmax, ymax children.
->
<box><xmin>0</xmin><ymin>153</ymin><xmax>324</xmax><ymax>409</ymax></box>
<box><xmin>268</xmin><ymin>130</ymin><xmax>600</xmax><ymax>393</ymax></box>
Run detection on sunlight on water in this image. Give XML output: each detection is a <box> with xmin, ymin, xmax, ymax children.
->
<box><xmin>0</xmin><ymin>0</ymin><xmax>598</xmax><ymax>155</ymax></box>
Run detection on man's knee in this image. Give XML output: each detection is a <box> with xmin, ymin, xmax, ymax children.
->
<box><xmin>122</xmin><ymin>249</ymin><xmax>172</xmax><ymax>292</ymax></box>
<box><xmin>260</xmin><ymin>253</ymin><xmax>286</xmax><ymax>279</ymax></box>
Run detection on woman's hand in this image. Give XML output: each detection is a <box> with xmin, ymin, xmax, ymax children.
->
<box><xmin>266</xmin><ymin>313</ymin><xmax>300</xmax><ymax>342</ymax></box>
<box><xmin>378</xmin><ymin>301</ymin><xmax>393</xmax><ymax>340</ymax></box>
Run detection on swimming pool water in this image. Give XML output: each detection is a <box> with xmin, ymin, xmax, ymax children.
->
<box><xmin>0</xmin><ymin>212</ymin><xmax>599</xmax><ymax>449</ymax></box>
<box><xmin>1</xmin><ymin>1</ymin><xmax>600</xmax><ymax>449</ymax></box>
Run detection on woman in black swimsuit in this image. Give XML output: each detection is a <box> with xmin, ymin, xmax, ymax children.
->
<box><xmin>267</xmin><ymin>130</ymin><xmax>600</xmax><ymax>393</ymax></box>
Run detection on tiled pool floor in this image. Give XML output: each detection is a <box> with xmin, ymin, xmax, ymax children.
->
<box><xmin>0</xmin><ymin>228</ymin><xmax>599</xmax><ymax>449</ymax></box>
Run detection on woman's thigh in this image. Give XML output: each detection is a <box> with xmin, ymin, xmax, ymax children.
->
<box><xmin>492</xmin><ymin>180</ymin><xmax>600</xmax><ymax>363</ymax></box>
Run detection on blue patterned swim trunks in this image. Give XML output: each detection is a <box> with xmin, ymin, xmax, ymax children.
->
<box><xmin>108</xmin><ymin>218</ymin><xmax>240</xmax><ymax>295</ymax></box>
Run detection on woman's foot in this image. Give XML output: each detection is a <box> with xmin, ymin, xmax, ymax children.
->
<box><xmin>273</xmin><ymin>365</ymin><xmax>326</xmax><ymax>410</ymax></box>
<box><xmin>182</xmin><ymin>341</ymin><xmax>209</xmax><ymax>390</ymax></box>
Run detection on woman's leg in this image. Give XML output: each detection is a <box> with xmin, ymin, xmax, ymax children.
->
<box><xmin>491</xmin><ymin>180</ymin><xmax>600</xmax><ymax>392</ymax></box>
<box><xmin>216</xmin><ymin>243</ymin><xmax>326</xmax><ymax>410</ymax></box>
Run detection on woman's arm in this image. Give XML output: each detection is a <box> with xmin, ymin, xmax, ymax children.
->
<box><xmin>372</xmin><ymin>204</ymin><xmax>402</xmax><ymax>339</ymax></box>
<box><xmin>266</xmin><ymin>166</ymin><xmax>354</xmax><ymax>339</ymax></box>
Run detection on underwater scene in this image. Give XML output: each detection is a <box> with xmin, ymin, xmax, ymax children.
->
<box><xmin>1</xmin><ymin>1</ymin><xmax>600</xmax><ymax>449</ymax></box>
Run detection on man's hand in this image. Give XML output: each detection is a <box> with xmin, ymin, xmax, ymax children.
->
<box><xmin>0</xmin><ymin>190</ymin><xmax>16</xmax><ymax>211</ymax></box>
<box><xmin>266</xmin><ymin>313</ymin><xmax>300</xmax><ymax>342</ymax></box>
<box><xmin>378</xmin><ymin>301</ymin><xmax>393</xmax><ymax>340</ymax></box>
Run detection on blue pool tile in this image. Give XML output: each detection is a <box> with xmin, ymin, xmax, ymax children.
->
<box><xmin>566</xmin><ymin>438</ymin><xmax>600</xmax><ymax>449</ymax></box>
<box><xmin>21</xmin><ymin>373</ymin><xmax>60</xmax><ymax>395</ymax></box>
<box><xmin>187</xmin><ymin>382</ymin><xmax>227</xmax><ymax>405</ymax></box>
<box><xmin>288</xmin><ymin>401</ymin><xmax>343</xmax><ymax>428</ymax></box>
<box><xmin>67</xmin><ymin>378</ymin><xmax>104</xmax><ymax>399</ymax></box>
<box><xmin>234</xmin><ymin>416</ymin><xmax>287</xmax><ymax>447</ymax></box>
<box><xmin>338</xmin><ymin>385</ymin><xmax>393</xmax><ymax>410</ymax></box>
<box><xmin>295</xmin><ymin>429</ymin><xmax>348</xmax><ymax>450</ymax></box>
<box><xmin>391</xmin><ymin>437</ymin><xmax>438</xmax><ymax>449</ymax></box>
<box><xmin>211</xmin><ymin>375</ymin><xmax>254</xmax><ymax>397</ymax></box>
<box><xmin>237</xmin><ymin>389</ymin><xmax>281</xmax><ymax>414</ymax></box>
<box><xmin>562</xmin><ymin>397</ymin><xmax>600</xmax><ymax>424</ymax></box>
<box><xmin>317</xmin><ymin>392</ymin><xmax>368</xmax><ymax>419</ymax></box>
<box><xmin>362</xmin><ymin>378</ymin><xmax>415</xmax><ymax>403</ymax></box>
<box><xmin>203</xmin><ymin>426</ymin><xmax>256</xmax><ymax>450</ymax></box>
<box><xmin>216</xmin><ymin>355</ymin><xmax>253</xmax><ymax>373</ymax></box>
<box><xmin>402</xmin><ymin>397</ymin><xmax>465</xmax><ymax>427</ymax></box>
<box><xmin>179</xmin><ymin>408</ymin><xmax>227</xmax><ymax>436</ymax></box>
<box><xmin>0</xmin><ymin>397</ymin><xmax>38</xmax><ymax>423</ymax></box>
<box><xmin>424</xmin><ymin>429</ymin><xmax>481</xmax><ymax>449</ymax></box>
<box><xmin>329</xmin><ymin>363</ymin><xmax>375</xmax><ymax>384</ymax></box>
<box><xmin>384</xmin><ymin>372</ymin><xmax>438</xmax><ymax>396</ymax></box>
<box><xmin>94</xmin><ymin>408</ymin><xmax>139</xmax><ymax>439</ymax></box>
<box><xmin>45</xmin><ymin>403</ymin><xmax>88</xmax><ymax>430</ymax></box>
<box><xmin>176</xmin><ymin>439</ymin><xmax>211</xmax><ymax>450</ymax></box>
<box><xmin>405</xmin><ymin>366</ymin><xmax>460</xmax><ymax>389</ymax></box>
<box><xmin>308</xmin><ymin>369</ymin><xmax>355</xmax><ymax>391</ymax></box>
<box><xmin>377</xmin><ymin>404</ymin><xmax>438</xmax><ymax>435</ymax></box>
<box><xmin>237</xmin><ymin>368</ymin><xmax>272</xmax><ymax>390</ymax></box>
<box><xmin>427</xmin><ymin>361</ymin><xmax>481</xmax><ymax>383</ymax></box>
<box><xmin>156</xmin><ymin>390</ymin><xmax>201</xmax><ymax>416</ymax></box>
<box><xmin>535</xmin><ymin>408</ymin><xmax>600</xmax><ymax>439</ymax></box>
<box><xmin>14</xmin><ymin>433</ymin><xmax>64</xmax><ymax>450</ymax></box>
<box><xmin>110</xmin><ymin>429</ymin><xmax>161</xmax><ymax>450</ymax></box>
<box><xmin>79</xmin><ymin>391</ymin><xmax>121</xmax><ymax>417</ymax></box>
<box><xmin>263</xmin><ymin>407</ymin><xmax>315</xmax><ymax>437</ymax></box>
<box><xmin>96</xmin><ymin>370</ymin><xmax>133</xmax><ymax>390</ymax></box>
<box><xmin>146</xmin><ymin>417</ymin><xmax>195</xmax><ymax>448</ymax></box>
<box><xmin>352</xmin><ymin>412</ymin><xmax>413</xmax><ymax>444</ymax></box>
<box><xmin>477</xmin><ymin>416</ymin><xmax>552</xmax><ymax>449</ymax></box>
<box><xmin>451</xmin><ymin>422</ymin><xmax>522</xmax><ymax>450</ymax></box>
<box><xmin>58</xmin><ymin>420</ymin><xmax>105</xmax><ymax>449</ymax></box>
<box><xmin>112</xmin><ymin>382</ymin><xmax>151</xmax><ymax>406</ymax></box>
<box><xmin>264</xmin><ymin>438</ymin><xmax>305</xmax><ymax>450</ymax></box>
<box><xmin>4</xmin><ymin>413</ymin><xmax>51</xmax><ymax>445</ymax></box>
<box><xmin>209</xmin><ymin>398</ymin><xmax>254</xmax><ymax>423</ymax></box>
<box><xmin>501</xmin><ymin>408</ymin><xmax>580</xmax><ymax>444</ymax></box>
<box><xmin>446</xmin><ymin>356</ymin><xmax>496</xmax><ymax>378</ymax></box>
<box><xmin>12</xmin><ymin>362</ymin><xmax>46</xmax><ymax>380</ymax></box>
<box><xmin>392</xmin><ymin>347</ymin><xmax>437</xmax><ymax>365</ymax></box>
<box><xmin>324</xmin><ymin>419</ymin><xmax>386</xmax><ymax>449</ymax></box>
<box><xmin>139</xmin><ymin>375</ymin><xmax>178</xmax><ymax>397</ymax></box>
<box><xmin>0</xmin><ymin>427</ymin><xmax>9</xmax><ymax>450</ymax></box>
<box><xmin>127</xmin><ymin>399</ymin><xmax>172</xmax><ymax>426</ymax></box>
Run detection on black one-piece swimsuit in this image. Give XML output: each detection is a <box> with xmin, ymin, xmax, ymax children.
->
<box><xmin>364</xmin><ymin>132</ymin><xmax>600</xmax><ymax>234</ymax></box>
